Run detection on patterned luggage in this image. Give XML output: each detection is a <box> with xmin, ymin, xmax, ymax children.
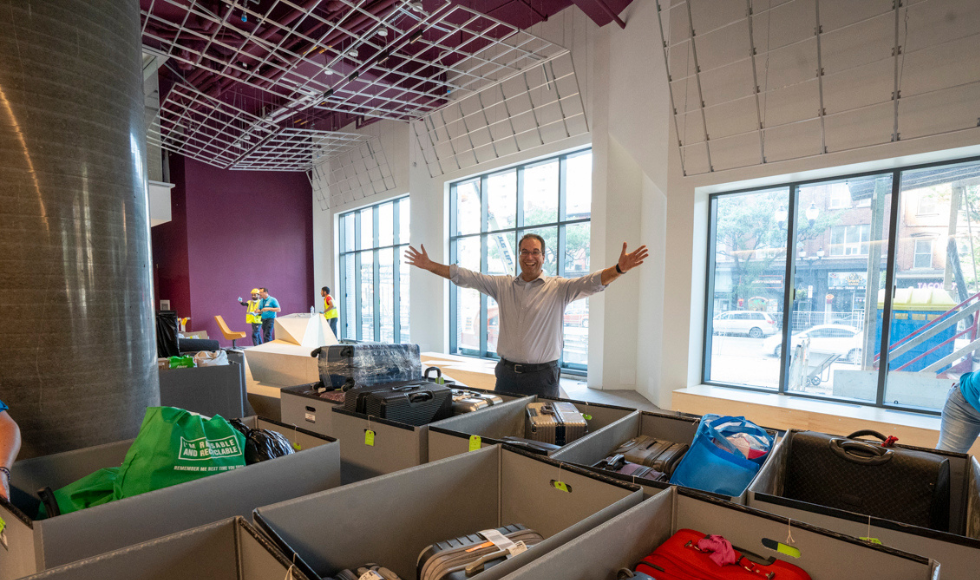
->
<box><xmin>612</xmin><ymin>435</ymin><xmax>688</xmax><ymax>477</ymax></box>
<box><xmin>525</xmin><ymin>402</ymin><xmax>588</xmax><ymax>446</ymax></box>
<box><xmin>783</xmin><ymin>429</ymin><xmax>951</xmax><ymax>531</ymax></box>
<box><xmin>636</xmin><ymin>529</ymin><xmax>811</xmax><ymax>580</ymax></box>
<box><xmin>417</xmin><ymin>524</ymin><xmax>543</xmax><ymax>580</ymax></box>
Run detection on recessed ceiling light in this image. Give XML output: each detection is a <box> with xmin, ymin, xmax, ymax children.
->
<box><xmin>377</xmin><ymin>28</ymin><xmax>388</xmax><ymax>37</ymax></box>
<box><xmin>410</xmin><ymin>1</ymin><xmax>424</xmax><ymax>13</ymax></box>
<box><xmin>348</xmin><ymin>49</ymin><xmax>359</xmax><ymax>58</ymax></box>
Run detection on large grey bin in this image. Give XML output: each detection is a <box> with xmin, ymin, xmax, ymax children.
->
<box><xmin>253</xmin><ymin>444</ymin><xmax>643</xmax><ymax>580</ymax></box>
<box><xmin>1</xmin><ymin>417</ymin><xmax>340</xmax><ymax>579</ymax></box>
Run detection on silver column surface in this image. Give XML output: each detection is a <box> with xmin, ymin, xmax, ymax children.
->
<box><xmin>0</xmin><ymin>1</ymin><xmax>160</xmax><ymax>458</ymax></box>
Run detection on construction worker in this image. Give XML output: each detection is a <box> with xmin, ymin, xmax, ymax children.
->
<box><xmin>239</xmin><ymin>289</ymin><xmax>263</xmax><ymax>345</ymax></box>
<box><xmin>321</xmin><ymin>286</ymin><xmax>339</xmax><ymax>338</ymax></box>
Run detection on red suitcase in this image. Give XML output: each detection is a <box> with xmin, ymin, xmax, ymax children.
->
<box><xmin>636</xmin><ymin>529</ymin><xmax>810</xmax><ymax>580</ymax></box>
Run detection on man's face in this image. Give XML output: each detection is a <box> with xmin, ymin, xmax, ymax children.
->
<box><xmin>259</xmin><ymin>290</ymin><xmax>268</xmax><ymax>298</ymax></box>
<box><xmin>518</xmin><ymin>238</ymin><xmax>544</xmax><ymax>279</ymax></box>
<box><xmin>251</xmin><ymin>293</ymin><xmax>259</xmax><ymax>300</ymax></box>
<box><xmin>320</xmin><ymin>290</ymin><xmax>326</xmax><ymax>298</ymax></box>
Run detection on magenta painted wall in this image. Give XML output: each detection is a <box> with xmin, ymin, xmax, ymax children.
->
<box><xmin>152</xmin><ymin>156</ymin><xmax>314</xmax><ymax>347</ymax></box>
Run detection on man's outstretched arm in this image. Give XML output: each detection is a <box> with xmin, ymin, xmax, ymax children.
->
<box><xmin>405</xmin><ymin>244</ymin><xmax>451</xmax><ymax>279</ymax></box>
<box><xmin>600</xmin><ymin>243</ymin><xmax>649</xmax><ymax>285</ymax></box>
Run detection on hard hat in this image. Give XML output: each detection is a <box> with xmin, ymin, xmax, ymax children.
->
<box><xmin>250</xmin><ymin>288</ymin><xmax>261</xmax><ymax>294</ymax></box>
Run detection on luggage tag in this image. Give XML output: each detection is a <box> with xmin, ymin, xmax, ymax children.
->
<box><xmin>468</xmin><ymin>435</ymin><xmax>481</xmax><ymax>452</ymax></box>
<box><xmin>292</xmin><ymin>425</ymin><xmax>302</xmax><ymax>451</ymax></box>
<box><xmin>365</xmin><ymin>416</ymin><xmax>376</xmax><ymax>447</ymax></box>
<box><xmin>0</xmin><ymin>515</ymin><xmax>6</xmax><ymax>550</ymax></box>
<box><xmin>479</xmin><ymin>529</ymin><xmax>528</xmax><ymax>558</ymax></box>
<box><xmin>550</xmin><ymin>463</ymin><xmax>572</xmax><ymax>493</ymax></box>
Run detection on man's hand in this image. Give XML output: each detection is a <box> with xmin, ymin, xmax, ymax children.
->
<box><xmin>405</xmin><ymin>244</ymin><xmax>451</xmax><ymax>279</ymax></box>
<box><xmin>618</xmin><ymin>243</ymin><xmax>648</xmax><ymax>274</ymax></box>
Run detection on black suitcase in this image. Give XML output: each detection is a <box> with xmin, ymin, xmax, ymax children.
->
<box><xmin>343</xmin><ymin>380</ymin><xmax>453</xmax><ymax>426</ymax></box>
<box><xmin>417</xmin><ymin>524</ymin><xmax>543</xmax><ymax>580</ymax></box>
<box><xmin>499</xmin><ymin>436</ymin><xmax>562</xmax><ymax>453</ymax></box>
<box><xmin>783</xmin><ymin>429</ymin><xmax>951</xmax><ymax>531</ymax></box>
<box><xmin>311</xmin><ymin>343</ymin><xmax>422</xmax><ymax>391</ymax></box>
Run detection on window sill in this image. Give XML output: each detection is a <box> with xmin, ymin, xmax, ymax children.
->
<box><xmin>670</xmin><ymin>384</ymin><xmax>980</xmax><ymax>454</ymax></box>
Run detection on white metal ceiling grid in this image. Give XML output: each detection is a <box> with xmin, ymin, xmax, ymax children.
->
<box><xmin>146</xmin><ymin>83</ymin><xmax>279</xmax><ymax>169</ymax></box>
<box><xmin>411</xmin><ymin>52</ymin><xmax>587</xmax><ymax>178</ymax></box>
<box><xmin>657</xmin><ymin>0</ymin><xmax>980</xmax><ymax>176</ymax></box>
<box><xmin>323</xmin><ymin>138</ymin><xmax>397</xmax><ymax>207</ymax></box>
<box><xmin>231</xmin><ymin>128</ymin><xmax>371</xmax><ymax>171</ymax></box>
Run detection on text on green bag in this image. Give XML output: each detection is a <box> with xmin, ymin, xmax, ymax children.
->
<box><xmin>178</xmin><ymin>435</ymin><xmax>243</xmax><ymax>461</ymax></box>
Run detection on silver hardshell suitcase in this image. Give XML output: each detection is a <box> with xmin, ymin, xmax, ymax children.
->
<box><xmin>451</xmin><ymin>389</ymin><xmax>504</xmax><ymax>414</ymax></box>
<box><xmin>525</xmin><ymin>402</ymin><xmax>588</xmax><ymax>446</ymax></box>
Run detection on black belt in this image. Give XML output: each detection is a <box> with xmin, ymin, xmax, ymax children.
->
<box><xmin>498</xmin><ymin>358</ymin><xmax>558</xmax><ymax>374</ymax></box>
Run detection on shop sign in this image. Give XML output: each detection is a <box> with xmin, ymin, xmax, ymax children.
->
<box><xmin>828</xmin><ymin>271</ymin><xmax>867</xmax><ymax>290</ymax></box>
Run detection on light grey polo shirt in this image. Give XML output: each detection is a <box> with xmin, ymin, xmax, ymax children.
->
<box><xmin>450</xmin><ymin>265</ymin><xmax>607</xmax><ymax>364</ymax></box>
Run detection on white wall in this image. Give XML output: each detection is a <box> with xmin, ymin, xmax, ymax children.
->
<box><xmin>312</xmin><ymin>0</ymin><xmax>980</xmax><ymax>406</ymax></box>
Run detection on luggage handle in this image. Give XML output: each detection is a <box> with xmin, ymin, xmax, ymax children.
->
<box><xmin>424</xmin><ymin>366</ymin><xmax>442</xmax><ymax>380</ymax></box>
<box><xmin>464</xmin><ymin>549</ymin><xmax>509</xmax><ymax>576</ymax></box>
<box><xmin>408</xmin><ymin>392</ymin><xmax>433</xmax><ymax>403</ymax></box>
<box><xmin>830</xmin><ymin>438</ymin><xmax>892</xmax><ymax>465</ymax></box>
<box><xmin>391</xmin><ymin>384</ymin><xmax>420</xmax><ymax>392</ymax></box>
<box><xmin>846</xmin><ymin>429</ymin><xmax>888</xmax><ymax>442</ymax></box>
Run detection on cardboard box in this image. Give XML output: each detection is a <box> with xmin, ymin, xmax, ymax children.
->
<box><xmin>18</xmin><ymin>517</ymin><xmax>308</xmax><ymax>580</ymax></box>
<box><xmin>748</xmin><ymin>429</ymin><xmax>980</xmax><ymax>580</ymax></box>
<box><xmin>428</xmin><ymin>397</ymin><xmax>639</xmax><ymax>461</ymax></box>
<box><xmin>501</xmin><ymin>486</ymin><xmax>940</xmax><ymax>580</ymax></box>
<box><xmin>253</xmin><ymin>445</ymin><xmax>643</xmax><ymax>580</ymax></box>
<box><xmin>1</xmin><ymin>417</ymin><xmax>340</xmax><ymax>578</ymax></box>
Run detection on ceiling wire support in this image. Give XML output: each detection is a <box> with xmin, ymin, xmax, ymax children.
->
<box><xmin>814</xmin><ymin>0</ymin><xmax>828</xmax><ymax>154</ymax></box>
<box><xmin>891</xmin><ymin>0</ymin><xmax>903</xmax><ymax>142</ymax></box>
<box><xmin>683</xmin><ymin>0</ymin><xmax>713</xmax><ymax>172</ymax></box>
<box><xmin>744</xmin><ymin>0</ymin><xmax>765</xmax><ymax>165</ymax></box>
<box><xmin>655</xmin><ymin>0</ymin><xmax>687</xmax><ymax>177</ymax></box>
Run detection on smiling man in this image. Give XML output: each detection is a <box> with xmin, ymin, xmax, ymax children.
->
<box><xmin>406</xmin><ymin>234</ymin><xmax>647</xmax><ymax>397</ymax></box>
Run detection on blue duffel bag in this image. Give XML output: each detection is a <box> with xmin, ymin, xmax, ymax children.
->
<box><xmin>670</xmin><ymin>414</ymin><xmax>772</xmax><ymax>497</ymax></box>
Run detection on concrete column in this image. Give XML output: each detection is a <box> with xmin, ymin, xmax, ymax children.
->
<box><xmin>0</xmin><ymin>0</ymin><xmax>159</xmax><ymax>457</ymax></box>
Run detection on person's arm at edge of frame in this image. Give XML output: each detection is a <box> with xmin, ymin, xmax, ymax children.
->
<box><xmin>405</xmin><ymin>244</ymin><xmax>451</xmax><ymax>279</ymax></box>
<box><xmin>0</xmin><ymin>411</ymin><xmax>22</xmax><ymax>500</ymax></box>
<box><xmin>599</xmin><ymin>243</ymin><xmax>649</xmax><ymax>285</ymax></box>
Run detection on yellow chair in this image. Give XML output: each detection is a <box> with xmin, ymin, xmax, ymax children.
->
<box><xmin>215</xmin><ymin>315</ymin><xmax>247</xmax><ymax>348</ymax></box>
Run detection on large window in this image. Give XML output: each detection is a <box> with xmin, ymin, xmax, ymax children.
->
<box><xmin>338</xmin><ymin>197</ymin><xmax>410</xmax><ymax>343</ymax></box>
<box><xmin>705</xmin><ymin>156</ymin><xmax>980</xmax><ymax>414</ymax></box>
<box><xmin>450</xmin><ymin>149</ymin><xmax>592</xmax><ymax>372</ymax></box>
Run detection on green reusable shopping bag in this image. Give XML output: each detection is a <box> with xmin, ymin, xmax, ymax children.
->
<box><xmin>112</xmin><ymin>407</ymin><xmax>246</xmax><ymax>500</ymax></box>
<box><xmin>37</xmin><ymin>467</ymin><xmax>119</xmax><ymax>518</ymax></box>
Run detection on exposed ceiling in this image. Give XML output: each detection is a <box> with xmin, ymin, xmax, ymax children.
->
<box><xmin>140</xmin><ymin>0</ymin><xmax>631</xmax><ymax>172</ymax></box>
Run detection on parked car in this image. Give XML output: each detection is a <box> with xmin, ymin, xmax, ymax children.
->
<box><xmin>564</xmin><ymin>301</ymin><xmax>589</xmax><ymax>328</ymax></box>
<box><xmin>712</xmin><ymin>311</ymin><xmax>778</xmax><ymax>338</ymax></box>
<box><xmin>761</xmin><ymin>324</ymin><xmax>864</xmax><ymax>364</ymax></box>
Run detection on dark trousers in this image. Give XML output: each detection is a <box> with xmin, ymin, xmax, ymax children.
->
<box><xmin>328</xmin><ymin>318</ymin><xmax>338</xmax><ymax>337</ymax></box>
<box><xmin>261</xmin><ymin>319</ymin><xmax>274</xmax><ymax>343</ymax></box>
<box><xmin>250</xmin><ymin>323</ymin><xmax>262</xmax><ymax>346</ymax></box>
<box><xmin>494</xmin><ymin>360</ymin><xmax>560</xmax><ymax>398</ymax></box>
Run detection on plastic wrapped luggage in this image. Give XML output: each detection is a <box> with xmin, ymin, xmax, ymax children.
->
<box><xmin>525</xmin><ymin>402</ymin><xmax>588</xmax><ymax>446</ymax></box>
<box><xmin>312</xmin><ymin>343</ymin><xmax>422</xmax><ymax>390</ymax></box>
<box><xmin>343</xmin><ymin>380</ymin><xmax>454</xmax><ymax>426</ymax></box>
<box><xmin>451</xmin><ymin>389</ymin><xmax>504</xmax><ymax>414</ymax></box>
<box><xmin>783</xmin><ymin>429</ymin><xmax>951</xmax><ymax>531</ymax></box>
<box><xmin>612</xmin><ymin>435</ymin><xmax>688</xmax><ymax>477</ymax></box>
<box><xmin>636</xmin><ymin>529</ymin><xmax>811</xmax><ymax>580</ymax></box>
<box><xmin>417</xmin><ymin>524</ymin><xmax>544</xmax><ymax>580</ymax></box>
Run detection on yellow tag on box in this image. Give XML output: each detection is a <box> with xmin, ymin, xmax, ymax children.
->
<box><xmin>551</xmin><ymin>480</ymin><xmax>571</xmax><ymax>493</ymax></box>
<box><xmin>0</xmin><ymin>515</ymin><xmax>5</xmax><ymax>534</ymax></box>
<box><xmin>292</xmin><ymin>441</ymin><xmax>302</xmax><ymax>451</ymax></box>
<box><xmin>365</xmin><ymin>429</ymin><xmax>376</xmax><ymax>446</ymax></box>
<box><xmin>468</xmin><ymin>435</ymin><xmax>481</xmax><ymax>452</ymax></box>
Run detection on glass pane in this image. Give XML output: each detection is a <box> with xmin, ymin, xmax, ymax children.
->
<box><xmin>487</xmin><ymin>296</ymin><xmax>500</xmax><ymax>355</ymax></box>
<box><xmin>565</xmin><ymin>151</ymin><xmax>592</xmax><ymax>219</ymax></box>
<box><xmin>487</xmin><ymin>170</ymin><xmax>517</xmax><ymax>231</ymax></box>
<box><xmin>457</xmin><ymin>288</ymin><xmax>481</xmax><ymax>352</ymax></box>
<box><xmin>359</xmin><ymin>252</ymin><xmax>374</xmax><ymax>340</ymax></box>
<box><xmin>456</xmin><ymin>180</ymin><xmax>481</xmax><ymax>235</ymax></box>
<box><xmin>787</xmin><ymin>175</ymin><xmax>892</xmax><ymax>402</ymax></box>
<box><xmin>399</xmin><ymin>250</ymin><xmax>410</xmax><ymax>342</ymax></box>
<box><xmin>360</xmin><ymin>208</ymin><xmax>373</xmax><ymax>250</ymax></box>
<box><xmin>344</xmin><ymin>213</ymin><xmax>355</xmax><ymax>253</ymax></box>
<box><xmin>457</xmin><ymin>235</ymin><xmax>481</xmax><ymax>272</ymax></box>
<box><xmin>379</xmin><ymin>202</ymin><xmax>394</xmax><ymax>247</ymax></box>
<box><xmin>563</xmin><ymin>223</ymin><xmax>591</xmax><ymax>277</ymax></box>
<box><xmin>563</xmin><ymin>298</ymin><xmax>589</xmax><ymax>365</ymax></box>
<box><xmin>520</xmin><ymin>227</ymin><xmax>557</xmax><ymax>277</ymax></box>
<box><xmin>706</xmin><ymin>187</ymin><xmax>789</xmax><ymax>390</ymax></box>
<box><xmin>523</xmin><ymin>160</ymin><xmax>559</xmax><ymax>225</ymax></box>
<box><xmin>487</xmin><ymin>232</ymin><xmax>516</xmax><ymax>276</ymax></box>
<box><xmin>885</xmin><ymin>159</ymin><xmax>980</xmax><ymax>410</ymax></box>
<box><xmin>343</xmin><ymin>255</ymin><xmax>355</xmax><ymax>339</ymax></box>
<box><xmin>399</xmin><ymin>198</ymin><xmax>411</xmax><ymax>245</ymax></box>
<box><xmin>379</xmin><ymin>249</ymin><xmax>395</xmax><ymax>343</ymax></box>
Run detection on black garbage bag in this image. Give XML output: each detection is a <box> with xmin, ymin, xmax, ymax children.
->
<box><xmin>229</xmin><ymin>419</ymin><xmax>295</xmax><ymax>464</ymax></box>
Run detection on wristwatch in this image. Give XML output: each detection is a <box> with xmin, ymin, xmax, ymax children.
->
<box><xmin>615</xmin><ymin>264</ymin><xmax>625</xmax><ymax>274</ymax></box>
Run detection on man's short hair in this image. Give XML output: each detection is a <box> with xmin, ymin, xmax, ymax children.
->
<box><xmin>322</xmin><ymin>286</ymin><xmax>330</xmax><ymax>294</ymax></box>
<box><xmin>260</xmin><ymin>287</ymin><xmax>268</xmax><ymax>292</ymax></box>
<box><xmin>519</xmin><ymin>233</ymin><xmax>546</xmax><ymax>256</ymax></box>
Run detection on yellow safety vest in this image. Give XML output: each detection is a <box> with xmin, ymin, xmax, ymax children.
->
<box><xmin>246</xmin><ymin>299</ymin><xmax>262</xmax><ymax>324</ymax></box>
<box><xmin>323</xmin><ymin>295</ymin><xmax>339</xmax><ymax>320</ymax></box>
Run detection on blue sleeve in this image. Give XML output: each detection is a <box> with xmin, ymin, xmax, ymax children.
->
<box><xmin>270</xmin><ymin>298</ymin><xmax>280</xmax><ymax>308</ymax></box>
<box><xmin>0</xmin><ymin>400</ymin><xmax>7</xmax><ymax>413</ymax></box>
